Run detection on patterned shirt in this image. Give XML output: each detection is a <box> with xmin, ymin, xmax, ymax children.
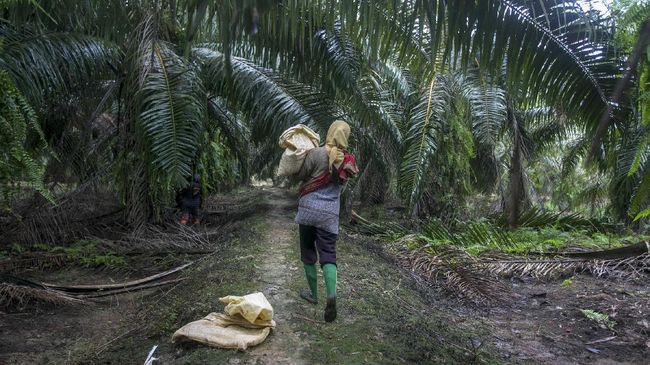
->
<box><xmin>294</xmin><ymin>147</ymin><xmax>342</xmax><ymax>234</ymax></box>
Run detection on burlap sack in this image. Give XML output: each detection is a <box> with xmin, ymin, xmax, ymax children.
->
<box><xmin>277</xmin><ymin>124</ymin><xmax>320</xmax><ymax>176</ymax></box>
<box><xmin>171</xmin><ymin>292</ymin><xmax>276</xmax><ymax>350</ymax></box>
<box><xmin>171</xmin><ymin>313</ymin><xmax>272</xmax><ymax>350</ymax></box>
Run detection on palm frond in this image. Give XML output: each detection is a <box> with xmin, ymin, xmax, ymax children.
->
<box><xmin>207</xmin><ymin>98</ymin><xmax>250</xmax><ymax>178</ymax></box>
<box><xmin>314</xmin><ymin>24</ymin><xmax>361</xmax><ymax>93</ymax></box>
<box><xmin>0</xmin><ymin>70</ymin><xmax>53</xmax><ymax>203</ymax></box>
<box><xmin>0</xmin><ymin>283</ymin><xmax>86</xmax><ymax>309</ymax></box>
<box><xmin>0</xmin><ymin>24</ymin><xmax>118</xmax><ymax>104</ymax></box>
<box><xmin>574</xmin><ymin>176</ymin><xmax>608</xmax><ymax>211</ymax></box>
<box><xmin>482</xmin><ymin>253</ymin><xmax>650</xmax><ymax>280</ymax></box>
<box><xmin>399</xmin><ymin>75</ymin><xmax>451</xmax><ymax>211</ymax></box>
<box><xmin>422</xmin><ymin>218</ymin><xmax>517</xmax><ymax>252</ymax></box>
<box><xmin>467</xmin><ymin>79</ymin><xmax>507</xmax><ymax>146</ymax></box>
<box><xmin>349</xmin><ymin>211</ymin><xmax>408</xmax><ymax>237</ymax></box>
<box><xmin>561</xmin><ymin>137</ymin><xmax>589</xmax><ymax>177</ymax></box>
<box><xmin>195</xmin><ymin>46</ymin><xmax>337</xmax><ymax>143</ymax></box>
<box><xmin>343</xmin><ymin>73</ymin><xmax>403</xmax><ymax>160</ymax></box>
<box><xmin>137</xmin><ymin>41</ymin><xmax>205</xmax><ymax>187</ymax></box>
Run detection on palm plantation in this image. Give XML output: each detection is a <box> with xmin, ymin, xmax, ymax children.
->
<box><xmin>1</xmin><ymin>1</ymin><xmax>650</xmax><ymax>364</ymax></box>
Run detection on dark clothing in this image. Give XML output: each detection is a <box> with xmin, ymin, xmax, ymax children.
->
<box><xmin>176</xmin><ymin>184</ymin><xmax>202</xmax><ymax>223</ymax></box>
<box><xmin>299</xmin><ymin>224</ymin><xmax>338</xmax><ymax>266</ymax></box>
<box><xmin>176</xmin><ymin>186</ymin><xmax>202</xmax><ymax>209</ymax></box>
<box><xmin>181</xmin><ymin>205</ymin><xmax>199</xmax><ymax>217</ymax></box>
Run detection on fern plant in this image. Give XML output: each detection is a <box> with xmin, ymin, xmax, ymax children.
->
<box><xmin>0</xmin><ymin>70</ymin><xmax>53</xmax><ymax>206</ymax></box>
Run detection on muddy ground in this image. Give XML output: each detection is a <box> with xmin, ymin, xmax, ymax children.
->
<box><xmin>1</xmin><ymin>187</ymin><xmax>649</xmax><ymax>364</ymax></box>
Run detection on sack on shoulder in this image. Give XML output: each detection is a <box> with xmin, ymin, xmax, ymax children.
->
<box><xmin>277</xmin><ymin>124</ymin><xmax>320</xmax><ymax>176</ymax></box>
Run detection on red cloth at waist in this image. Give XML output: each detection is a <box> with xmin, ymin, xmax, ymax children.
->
<box><xmin>298</xmin><ymin>170</ymin><xmax>331</xmax><ymax>198</ymax></box>
<box><xmin>298</xmin><ymin>152</ymin><xmax>359</xmax><ymax>198</ymax></box>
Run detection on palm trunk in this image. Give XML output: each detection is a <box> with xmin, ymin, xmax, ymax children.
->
<box><xmin>589</xmin><ymin>21</ymin><xmax>650</xmax><ymax>160</ymax></box>
<box><xmin>508</xmin><ymin>105</ymin><xmax>523</xmax><ymax>229</ymax></box>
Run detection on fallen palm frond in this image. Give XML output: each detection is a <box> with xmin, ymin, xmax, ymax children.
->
<box><xmin>1</xmin><ymin>262</ymin><xmax>193</xmax><ymax>309</ymax></box>
<box><xmin>350</xmin><ymin>210</ymin><xmax>408</xmax><ymax>236</ymax></box>
<box><xmin>481</xmin><ymin>253</ymin><xmax>650</xmax><ymax>280</ymax></box>
<box><xmin>390</xmin><ymin>244</ymin><xmax>508</xmax><ymax>306</ymax></box>
<box><xmin>42</xmin><ymin>262</ymin><xmax>192</xmax><ymax>291</ymax></box>
<box><xmin>77</xmin><ymin>278</ymin><xmax>187</xmax><ymax>298</ymax></box>
<box><xmin>350</xmin><ymin>211</ymin><xmax>650</xmax><ymax>305</ymax></box>
<box><xmin>479</xmin><ymin>240</ymin><xmax>650</xmax><ymax>279</ymax></box>
<box><xmin>0</xmin><ymin>275</ymin><xmax>87</xmax><ymax>309</ymax></box>
<box><xmin>557</xmin><ymin>241</ymin><xmax>650</xmax><ymax>259</ymax></box>
<box><xmin>0</xmin><ymin>284</ymin><xmax>87</xmax><ymax>308</ymax></box>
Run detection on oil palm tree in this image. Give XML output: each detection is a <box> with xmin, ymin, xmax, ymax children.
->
<box><xmin>0</xmin><ymin>0</ymin><xmax>624</xmax><ymax>225</ymax></box>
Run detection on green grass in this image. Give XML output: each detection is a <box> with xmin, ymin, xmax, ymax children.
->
<box><xmin>1</xmin><ymin>239</ymin><xmax>128</xmax><ymax>268</ymax></box>
<box><xmin>51</xmin><ymin>239</ymin><xmax>127</xmax><ymax>267</ymax></box>
<box><xmin>561</xmin><ymin>278</ymin><xmax>573</xmax><ymax>287</ymax></box>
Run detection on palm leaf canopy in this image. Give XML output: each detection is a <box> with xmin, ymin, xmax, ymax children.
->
<box><xmin>0</xmin><ymin>24</ymin><xmax>118</xmax><ymax>104</ymax></box>
<box><xmin>136</xmin><ymin>41</ymin><xmax>206</xmax><ymax>187</ymax></box>
<box><xmin>1</xmin><ymin>0</ymin><xmax>635</xmax><ymax>226</ymax></box>
<box><xmin>240</xmin><ymin>1</ymin><xmax>617</xmax><ymax>126</ymax></box>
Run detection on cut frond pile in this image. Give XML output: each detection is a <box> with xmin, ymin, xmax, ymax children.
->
<box><xmin>0</xmin><ymin>275</ymin><xmax>86</xmax><ymax>309</ymax></box>
<box><xmin>481</xmin><ymin>253</ymin><xmax>650</xmax><ymax>280</ymax></box>
<box><xmin>388</xmin><ymin>241</ymin><xmax>509</xmax><ymax>306</ymax></box>
<box><xmin>0</xmin><ymin>262</ymin><xmax>192</xmax><ymax>310</ymax></box>
<box><xmin>350</xmin><ymin>211</ymin><xmax>650</xmax><ymax>304</ymax></box>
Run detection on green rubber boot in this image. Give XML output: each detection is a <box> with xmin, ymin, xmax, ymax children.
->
<box><xmin>322</xmin><ymin>263</ymin><xmax>337</xmax><ymax>322</ymax></box>
<box><xmin>300</xmin><ymin>264</ymin><xmax>318</xmax><ymax>304</ymax></box>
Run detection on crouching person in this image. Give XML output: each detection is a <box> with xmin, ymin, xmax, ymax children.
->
<box><xmin>176</xmin><ymin>175</ymin><xmax>202</xmax><ymax>225</ymax></box>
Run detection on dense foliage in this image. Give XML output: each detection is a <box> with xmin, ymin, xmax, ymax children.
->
<box><xmin>1</xmin><ymin>0</ymin><xmax>649</xmax><ymax>229</ymax></box>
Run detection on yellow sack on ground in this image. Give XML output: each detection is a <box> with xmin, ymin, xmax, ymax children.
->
<box><xmin>207</xmin><ymin>312</ymin><xmax>276</xmax><ymax>329</ymax></box>
<box><xmin>220</xmin><ymin>292</ymin><xmax>274</xmax><ymax>325</ymax></box>
<box><xmin>171</xmin><ymin>313</ymin><xmax>272</xmax><ymax>350</ymax></box>
<box><xmin>171</xmin><ymin>292</ymin><xmax>276</xmax><ymax>350</ymax></box>
<box><xmin>277</xmin><ymin>124</ymin><xmax>320</xmax><ymax>177</ymax></box>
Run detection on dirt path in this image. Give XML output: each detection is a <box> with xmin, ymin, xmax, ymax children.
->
<box><xmin>244</xmin><ymin>188</ymin><xmax>310</xmax><ymax>364</ymax></box>
<box><xmin>145</xmin><ymin>187</ymin><xmax>483</xmax><ymax>364</ymax></box>
<box><xmin>210</xmin><ymin>188</ymin><xmax>484</xmax><ymax>364</ymax></box>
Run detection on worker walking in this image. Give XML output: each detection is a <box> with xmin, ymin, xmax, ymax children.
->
<box><xmin>294</xmin><ymin>120</ymin><xmax>359</xmax><ymax>322</ymax></box>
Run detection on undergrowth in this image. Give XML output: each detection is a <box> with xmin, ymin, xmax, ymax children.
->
<box><xmin>2</xmin><ymin>239</ymin><xmax>127</xmax><ymax>268</ymax></box>
<box><xmin>353</xmin><ymin>206</ymin><xmax>647</xmax><ymax>256</ymax></box>
<box><xmin>402</xmin><ymin>224</ymin><xmax>647</xmax><ymax>256</ymax></box>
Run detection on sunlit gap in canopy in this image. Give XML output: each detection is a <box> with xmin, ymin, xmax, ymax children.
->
<box><xmin>577</xmin><ymin>0</ymin><xmax>611</xmax><ymax>16</ymax></box>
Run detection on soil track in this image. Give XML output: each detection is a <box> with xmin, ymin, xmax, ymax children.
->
<box><xmin>1</xmin><ymin>187</ymin><xmax>649</xmax><ymax>364</ymax></box>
